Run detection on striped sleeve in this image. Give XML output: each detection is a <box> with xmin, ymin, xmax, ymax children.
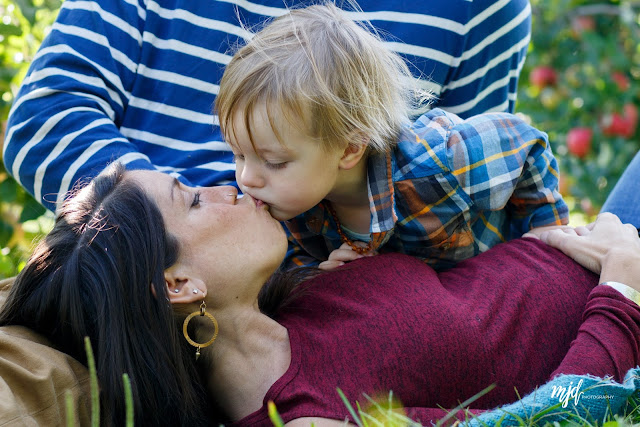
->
<box><xmin>3</xmin><ymin>0</ymin><xmax>151</xmax><ymax>210</ymax></box>
<box><xmin>435</xmin><ymin>0</ymin><xmax>531</xmax><ymax>116</ymax></box>
<box><xmin>353</xmin><ymin>0</ymin><xmax>531</xmax><ymax>117</ymax></box>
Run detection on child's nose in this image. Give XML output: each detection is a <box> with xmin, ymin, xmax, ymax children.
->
<box><xmin>239</xmin><ymin>164</ymin><xmax>265</xmax><ymax>189</ymax></box>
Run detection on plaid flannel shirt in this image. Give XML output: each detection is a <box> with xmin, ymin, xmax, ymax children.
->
<box><xmin>284</xmin><ymin>108</ymin><xmax>569</xmax><ymax>270</ymax></box>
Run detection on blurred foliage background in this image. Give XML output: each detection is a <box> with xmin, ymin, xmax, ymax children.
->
<box><xmin>0</xmin><ymin>0</ymin><xmax>639</xmax><ymax>279</ymax></box>
<box><xmin>0</xmin><ymin>0</ymin><xmax>60</xmax><ymax>278</ymax></box>
<box><xmin>519</xmin><ymin>0</ymin><xmax>640</xmax><ymax>223</ymax></box>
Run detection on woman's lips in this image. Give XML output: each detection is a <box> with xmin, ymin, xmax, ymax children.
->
<box><xmin>250</xmin><ymin>195</ymin><xmax>269</xmax><ymax>210</ymax></box>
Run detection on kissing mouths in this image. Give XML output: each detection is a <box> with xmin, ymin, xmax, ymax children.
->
<box><xmin>250</xmin><ymin>195</ymin><xmax>269</xmax><ymax>210</ymax></box>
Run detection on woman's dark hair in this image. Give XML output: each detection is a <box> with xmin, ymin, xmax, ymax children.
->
<box><xmin>259</xmin><ymin>266</ymin><xmax>319</xmax><ymax>318</ymax></box>
<box><xmin>0</xmin><ymin>163</ymin><xmax>211</xmax><ymax>426</ymax></box>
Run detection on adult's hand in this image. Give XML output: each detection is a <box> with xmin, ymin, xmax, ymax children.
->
<box><xmin>524</xmin><ymin>213</ymin><xmax>640</xmax><ymax>290</ymax></box>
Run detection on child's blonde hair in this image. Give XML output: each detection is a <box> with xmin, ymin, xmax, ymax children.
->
<box><xmin>215</xmin><ymin>2</ymin><xmax>432</xmax><ymax>153</ymax></box>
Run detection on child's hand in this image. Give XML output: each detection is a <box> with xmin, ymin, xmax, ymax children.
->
<box><xmin>319</xmin><ymin>243</ymin><xmax>377</xmax><ymax>270</ymax></box>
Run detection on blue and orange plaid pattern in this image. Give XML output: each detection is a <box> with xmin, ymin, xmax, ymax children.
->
<box><xmin>284</xmin><ymin>108</ymin><xmax>569</xmax><ymax>270</ymax></box>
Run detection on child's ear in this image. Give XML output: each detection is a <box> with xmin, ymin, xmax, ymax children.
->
<box><xmin>339</xmin><ymin>135</ymin><xmax>368</xmax><ymax>170</ymax></box>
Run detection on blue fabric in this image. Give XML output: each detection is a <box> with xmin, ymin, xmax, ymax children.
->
<box><xmin>466</xmin><ymin>367</ymin><xmax>640</xmax><ymax>426</ymax></box>
<box><xmin>3</xmin><ymin>0</ymin><xmax>531</xmax><ymax>211</ymax></box>
<box><xmin>601</xmin><ymin>151</ymin><xmax>640</xmax><ymax>229</ymax></box>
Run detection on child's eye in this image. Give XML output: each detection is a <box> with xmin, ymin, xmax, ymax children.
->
<box><xmin>265</xmin><ymin>161</ymin><xmax>288</xmax><ymax>170</ymax></box>
<box><xmin>233</xmin><ymin>154</ymin><xmax>244</xmax><ymax>163</ymax></box>
<box><xmin>190</xmin><ymin>191</ymin><xmax>201</xmax><ymax>208</ymax></box>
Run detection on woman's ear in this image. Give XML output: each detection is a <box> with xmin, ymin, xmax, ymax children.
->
<box><xmin>338</xmin><ymin>135</ymin><xmax>368</xmax><ymax>170</ymax></box>
<box><xmin>164</xmin><ymin>268</ymin><xmax>207</xmax><ymax>304</ymax></box>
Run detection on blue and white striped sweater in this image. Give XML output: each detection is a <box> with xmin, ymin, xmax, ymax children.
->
<box><xmin>3</xmin><ymin>0</ymin><xmax>531</xmax><ymax>211</ymax></box>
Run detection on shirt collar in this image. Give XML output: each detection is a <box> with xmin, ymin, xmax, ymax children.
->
<box><xmin>366</xmin><ymin>151</ymin><xmax>397</xmax><ymax>233</ymax></box>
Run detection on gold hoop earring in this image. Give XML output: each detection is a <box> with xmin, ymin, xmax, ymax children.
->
<box><xmin>183</xmin><ymin>301</ymin><xmax>218</xmax><ymax>360</ymax></box>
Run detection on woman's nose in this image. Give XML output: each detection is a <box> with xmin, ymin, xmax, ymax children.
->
<box><xmin>205</xmin><ymin>186</ymin><xmax>238</xmax><ymax>204</ymax></box>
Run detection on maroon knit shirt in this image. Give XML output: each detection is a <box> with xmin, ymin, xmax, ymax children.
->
<box><xmin>234</xmin><ymin>238</ymin><xmax>640</xmax><ymax>425</ymax></box>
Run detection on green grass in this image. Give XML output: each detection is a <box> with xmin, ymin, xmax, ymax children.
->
<box><xmin>329</xmin><ymin>390</ymin><xmax>640</xmax><ymax>427</ymax></box>
<box><xmin>64</xmin><ymin>338</ymin><xmax>134</xmax><ymax>427</ymax></box>
<box><xmin>65</xmin><ymin>338</ymin><xmax>638</xmax><ymax>426</ymax></box>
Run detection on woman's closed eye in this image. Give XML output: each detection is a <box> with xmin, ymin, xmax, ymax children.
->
<box><xmin>191</xmin><ymin>191</ymin><xmax>201</xmax><ymax>208</ymax></box>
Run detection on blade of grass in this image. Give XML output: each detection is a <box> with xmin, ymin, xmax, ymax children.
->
<box><xmin>268</xmin><ymin>400</ymin><xmax>285</xmax><ymax>427</ymax></box>
<box><xmin>65</xmin><ymin>389</ymin><xmax>76</xmax><ymax>427</ymax></box>
<box><xmin>361</xmin><ymin>393</ymin><xmax>412</xmax><ymax>427</ymax></box>
<box><xmin>84</xmin><ymin>336</ymin><xmax>100</xmax><ymax>427</ymax></box>
<box><xmin>435</xmin><ymin>383</ymin><xmax>496</xmax><ymax>427</ymax></box>
<box><xmin>122</xmin><ymin>373</ymin><xmax>134</xmax><ymax>427</ymax></box>
<box><xmin>338</xmin><ymin>387</ymin><xmax>364</xmax><ymax>427</ymax></box>
<box><xmin>356</xmin><ymin>401</ymin><xmax>370</xmax><ymax>427</ymax></box>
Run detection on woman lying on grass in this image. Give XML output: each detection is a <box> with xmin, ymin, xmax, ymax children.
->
<box><xmin>0</xmin><ymin>161</ymin><xmax>638</xmax><ymax>426</ymax></box>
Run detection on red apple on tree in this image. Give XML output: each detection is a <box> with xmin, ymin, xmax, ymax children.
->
<box><xmin>571</xmin><ymin>15</ymin><xmax>595</xmax><ymax>37</ymax></box>
<box><xmin>566</xmin><ymin>127</ymin><xmax>592</xmax><ymax>158</ymax></box>
<box><xmin>601</xmin><ymin>103</ymin><xmax>638</xmax><ymax>138</ymax></box>
<box><xmin>624</xmin><ymin>103</ymin><xmax>638</xmax><ymax>132</ymax></box>
<box><xmin>529</xmin><ymin>66</ymin><xmax>558</xmax><ymax>88</ymax></box>
<box><xmin>612</xmin><ymin>72</ymin><xmax>630</xmax><ymax>91</ymax></box>
<box><xmin>601</xmin><ymin>113</ymin><xmax>628</xmax><ymax>137</ymax></box>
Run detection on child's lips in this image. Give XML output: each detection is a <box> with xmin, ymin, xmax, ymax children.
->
<box><xmin>250</xmin><ymin>195</ymin><xmax>269</xmax><ymax>210</ymax></box>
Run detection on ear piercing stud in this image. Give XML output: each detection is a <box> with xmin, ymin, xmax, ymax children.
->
<box><xmin>173</xmin><ymin>288</ymin><xmax>202</xmax><ymax>295</ymax></box>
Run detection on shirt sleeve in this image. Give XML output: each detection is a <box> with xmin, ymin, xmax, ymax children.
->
<box><xmin>435</xmin><ymin>0</ymin><xmax>531</xmax><ymax>117</ymax></box>
<box><xmin>446</xmin><ymin>112</ymin><xmax>569</xmax><ymax>237</ymax></box>
<box><xmin>548</xmin><ymin>285</ymin><xmax>640</xmax><ymax>383</ymax></box>
<box><xmin>3</xmin><ymin>0</ymin><xmax>152</xmax><ymax>211</ymax></box>
<box><xmin>282</xmin><ymin>228</ymin><xmax>321</xmax><ymax>269</ymax></box>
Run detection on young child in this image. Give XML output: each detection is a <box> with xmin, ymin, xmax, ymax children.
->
<box><xmin>215</xmin><ymin>3</ymin><xmax>569</xmax><ymax>271</ymax></box>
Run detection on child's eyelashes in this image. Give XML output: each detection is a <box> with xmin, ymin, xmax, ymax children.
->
<box><xmin>264</xmin><ymin>161</ymin><xmax>288</xmax><ymax>170</ymax></box>
<box><xmin>232</xmin><ymin>153</ymin><xmax>287</xmax><ymax>170</ymax></box>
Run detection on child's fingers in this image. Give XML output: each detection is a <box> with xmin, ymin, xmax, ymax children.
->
<box><xmin>320</xmin><ymin>243</ymin><xmax>377</xmax><ymax>270</ymax></box>
<box><xmin>328</xmin><ymin>246</ymin><xmax>365</xmax><ymax>262</ymax></box>
<box><xmin>319</xmin><ymin>260</ymin><xmax>345</xmax><ymax>271</ymax></box>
